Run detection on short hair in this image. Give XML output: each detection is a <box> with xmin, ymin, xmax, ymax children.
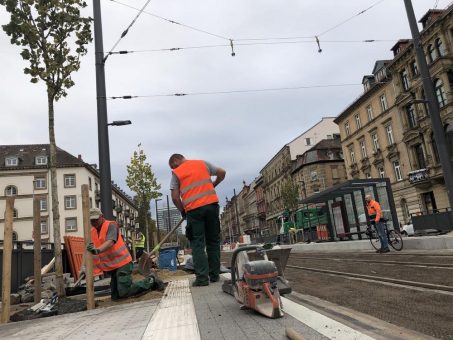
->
<box><xmin>169</xmin><ymin>153</ymin><xmax>185</xmax><ymax>168</ymax></box>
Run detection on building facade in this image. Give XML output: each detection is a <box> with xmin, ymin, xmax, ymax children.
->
<box><xmin>335</xmin><ymin>7</ymin><xmax>453</xmax><ymax>224</ymax></box>
<box><xmin>0</xmin><ymin>145</ymin><xmax>138</xmax><ymax>243</ymax></box>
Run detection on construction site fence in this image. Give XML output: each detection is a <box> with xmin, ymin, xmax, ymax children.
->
<box><xmin>0</xmin><ymin>241</ymin><xmax>70</xmax><ymax>295</ymax></box>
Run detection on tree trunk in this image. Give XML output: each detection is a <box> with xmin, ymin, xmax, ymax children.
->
<box><xmin>48</xmin><ymin>88</ymin><xmax>65</xmax><ymax>297</ymax></box>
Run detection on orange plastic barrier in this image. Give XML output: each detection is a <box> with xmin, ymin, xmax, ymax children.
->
<box><xmin>64</xmin><ymin>236</ymin><xmax>102</xmax><ymax>280</ymax></box>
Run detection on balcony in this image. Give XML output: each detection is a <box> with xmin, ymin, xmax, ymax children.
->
<box><xmin>95</xmin><ymin>189</ymin><xmax>101</xmax><ymax>202</ymax></box>
<box><xmin>408</xmin><ymin>169</ymin><xmax>429</xmax><ymax>184</ymax></box>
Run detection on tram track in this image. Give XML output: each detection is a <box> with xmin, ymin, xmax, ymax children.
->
<box><xmin>286</xmin><ymin>264</ymin><xmax>453</xmax><ymax>294</ymax></box>
<box><xmin>289</xmin><ymin>255</ymin><xmax>453</xmax><ymax>269</ymax></box>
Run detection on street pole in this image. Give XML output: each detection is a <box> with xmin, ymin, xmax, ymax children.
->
<box><xmin>403</xmin><ymin>0</ymin><xmax>453</xmax><ymax>209</ymax></box>
<box><xmin>93</xmin><ymin>0</ymin><xmax>113</xmax><ymax>219</ymax></box>
<box><xmin>145</xmin><ymin>212</ymin><xmax>150</xmax><ymax>252</ymax></box>
<box><xmin>233</xmin><ymin>189</ymin><xmax>241</xmax><ymax>238</ymax></box>
<box><xmin>166</xmin><ymin>195</ymin><xmax>172</xmax><ymax>236</ymax></box>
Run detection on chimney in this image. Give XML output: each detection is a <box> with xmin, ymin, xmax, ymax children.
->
<box><xmin>78</xmin><ymin>154</ymin><xmax>82</xmax><ymax>160</ymax></box>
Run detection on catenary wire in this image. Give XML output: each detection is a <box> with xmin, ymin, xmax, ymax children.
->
<box><xmin>106</xmin><ymin>83</ymin><xmax>363</xmax><ymax>100</ymax></box>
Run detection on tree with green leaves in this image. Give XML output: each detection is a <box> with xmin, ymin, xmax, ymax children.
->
<box><xmin>1</xmin><ymin>0</ymin><xmax>92</xmax><ymax>296</ymax></box>
<box><xmin>127</xmin><ymin>146</ymin><xmax>162</xmax><ymax>247</ymax></box>
<box><xmin>281</xmin><ymin>179</ymin><xmax>300</xmax><ymax>223</ymax></box>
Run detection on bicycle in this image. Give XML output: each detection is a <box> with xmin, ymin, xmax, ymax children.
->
<box><xmin>366</xmin><ymin>219</ymin><xmax>403</xmax><ymax>251</ymax></box>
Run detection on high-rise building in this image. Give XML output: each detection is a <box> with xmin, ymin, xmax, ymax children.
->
<box><xmin>156</xmin><ymin>205</ymin><xmax>182</xmax><ymax>235</ymax></box>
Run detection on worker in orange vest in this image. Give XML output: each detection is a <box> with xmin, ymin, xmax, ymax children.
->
<box><xmin>365</xmin><ymin>195</ymin><xmax>389</xmax><ymax>253</ymax></box>
<box><xmin>169</xmin><ymin>154</ymin><xmax>226</xmax><ymax>286</ymax></box>
<box><xmin>83</xmin><ymin>208</ymin><xmax>164</xmax><ymax>299</ymax></box>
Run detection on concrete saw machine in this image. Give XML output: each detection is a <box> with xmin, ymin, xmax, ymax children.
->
<box><xmin>222</xmin><ymin>245</ymin><xmax>291</xmax><ymax>319</ymax></box>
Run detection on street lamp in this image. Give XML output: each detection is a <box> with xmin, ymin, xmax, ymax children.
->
<box><xmin>107</xmin><ymin>120</ymin><xmax>132</xmax><ymax>126</ymax></box>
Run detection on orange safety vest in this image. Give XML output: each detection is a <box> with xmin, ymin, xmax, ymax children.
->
<box><xmin>91</xmin><ymin>220</ymin><xmax>132</xmax><ymax>272</ymax></box>
<box><xmin>173</xmin><ymin>160</ymin><xmax>219</xmax><ymax>212</ymax></box>
<box><xmin>367</xmin><ymin>200</ymin><xmax>382</xmax><ymax>222</ymax></box>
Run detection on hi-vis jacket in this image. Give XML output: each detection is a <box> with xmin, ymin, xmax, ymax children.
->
<box><xmin>173</xmin><ymin>160</ymin><xmax>219</xmax><ymax>212</ymax></box>
<box><xmin>91</xmin><ymin>220</ymin><xmax>132</xmax><ymax>272</ymax></box>
<box><xmin>367</xmin><ymin>200</ymin><xmax>382</xmax><ymax>223</ymax></box>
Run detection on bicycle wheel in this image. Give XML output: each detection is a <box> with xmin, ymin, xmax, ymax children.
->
<box><xmin>368</xmin><ymin>228</ymin><xmax>381</xmax><ymax>251</ymax></box>
<box><xmin>388</xmin><ymin>230</ymin><xmax>403</xmax><ymax>251</ymax></box>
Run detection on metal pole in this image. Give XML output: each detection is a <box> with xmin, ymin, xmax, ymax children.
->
<box><xmin>145</xmin><ymin>212</ymin><xmax>150</xmax><ymax>252</ymax></box>
<box><xmin>82</xmin><ymin>185</ymin><xmax>95</xmax><ymax>310</ymax></box>
<box><xmin>33</xmin><ymin>198</ymin><xmax>41</xmax><ymax>303</ymax></box>
<box><xmin>403</xmin><ymin>0</ymin><xmax>453</xmax><ymax>209</ymax></box>
<box><xmin>93</xmin><ymin>0</ymin><xmax>113</xmax><ymax>219</ymax></box>
<box><xmin>1</xmin><ymin>197</ymin><xmax>14</xmax><ymax>324</ymax></box>
<box><xmin>155</xmin><ymin>199</ymin><xmax>161</xmax><ymax>243</ymax></box>
<box><xmin>166</xmin><ymin>195</ymin><xmax>171</xmax><ymax>234</ymax></box>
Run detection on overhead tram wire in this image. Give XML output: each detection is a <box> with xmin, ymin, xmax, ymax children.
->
<box><xmin>106</xmin><ymin>38</ymin><xmax>397</xmax><ymax>56</ymax></box>
<box><xmin>104</xmin><ymin>0</ymin><xmax>155</xmax><ymax>61</ymax></box>
<box><xmin>107</xmin><ymin>83</ymin><xmax>362</xmax><ymax>100</ymax></box>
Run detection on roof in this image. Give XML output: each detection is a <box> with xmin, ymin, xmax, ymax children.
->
<box><xmin>0</xmin><ymin>144</ymin><xmax>84</xmax><ymax>170</ymax></box>
<box><xmin>305</xmin><ymin>138</ymin><xmax>341</xmax><ymax>152</ymax></box>
<box><xmin>419</xmin><ymin>9</ymin><xmax>444</xmax><ymax>27</ymax></box>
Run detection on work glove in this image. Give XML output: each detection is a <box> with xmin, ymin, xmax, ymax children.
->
<box><xmin>86</xmin><ymin>242</ymin><xmax>100</xmax><ymax>255</ymax></box>
<box><xmin>180</xmin><ymin>210</ymin><xmax>187</xmax><ymax>220</ymax></box>
<box><xmin>148</xmin><ymin>272</ymin><xmax>165</xmax><ymax>291</ymax></box>
<box><xmin>78</xmin><ymin>265</ymin><xmax>86</xmax><ymax>278</ymax></box>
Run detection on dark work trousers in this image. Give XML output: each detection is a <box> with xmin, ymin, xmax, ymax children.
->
<box><xmin>187</xmin><ymin>203</ymin><xmax>221</xmax><ymax>284</ymax></box>
<box><xmin>108</xmin><ymin>262</ymin><xmax>153</xmax><ymax>300</ymax></box>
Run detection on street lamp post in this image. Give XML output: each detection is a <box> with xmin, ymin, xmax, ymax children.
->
<box><xmin>403</xmin><ymin>0</ymin><xmax>453</xmax><ymax>209</ymax></box>
<box><xmin>155</xmin><ymin>198</ymin><xmax>162</xmax><ymax>243</ymax></box>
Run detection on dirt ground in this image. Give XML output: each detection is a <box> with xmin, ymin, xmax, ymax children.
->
<box><xmin>9</xmin><ymin>269</ymin><xmax>194</xmax><ymax>321</ymax></box>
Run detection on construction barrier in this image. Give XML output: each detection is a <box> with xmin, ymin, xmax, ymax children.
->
<box><xmin>64</xmin><ymin>236</ymin><xmax>102</xmax><ymax>280</ymax></box>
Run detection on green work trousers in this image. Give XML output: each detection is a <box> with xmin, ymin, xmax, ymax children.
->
<box><xmin>108</xmin><ymin>262</ymin><xmax>153</xmax><ymax>300</ymax></box>
<box><xmin>187</xmin><ymin>203</ymin><xmax>221</xmax><ymax>284</ymax></box>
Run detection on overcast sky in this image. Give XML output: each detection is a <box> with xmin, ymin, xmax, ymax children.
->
<box><xmin>1</xmin><ymin>0</ymin><xmax>450</xmax><ymax>209</ymax></box>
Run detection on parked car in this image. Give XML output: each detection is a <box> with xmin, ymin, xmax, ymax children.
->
<box><xmin>401</xmin><ymin>223</ymin><xmax>414</xmax><ymax>236</ymax></box>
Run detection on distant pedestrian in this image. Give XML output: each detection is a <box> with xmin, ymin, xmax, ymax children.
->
<box><xmin>169</xmin><ymin>154</ymin><xmax>226</xmax><ymax>286</ymax></box>
<box><xmin>81</xmin><ymin>208</ymin><xmax>164</xmax><ymax>300</ymax></box>
<box><xmin>365</xmin><ymin>195</ymin><xmax>389</xmax><ymax>253</ymax></box>
<box><xmin>133</xmin><ymin>231</ymin><xmax>146</xmax><ymax>260</ymax></box>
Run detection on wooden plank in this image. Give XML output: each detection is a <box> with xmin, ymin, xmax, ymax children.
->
<box><xmin>82</xmin><ymin>185</ymin><xmax>95</xmax><ymax>310</ymax></box>
<box><xmin>33</xmin><ymin>197</ymin><xmax>42</xmax><ymax>303</ymax></box>
<box><xmin>1</xmin><ymin>197</ymin><xmax>15</xmax><ymax>323</ymax></box>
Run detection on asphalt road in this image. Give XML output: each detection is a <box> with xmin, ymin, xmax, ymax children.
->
<box><xmin>221</xmin><ymin>250</ymin><xmax>453</xmax><ymax>339</ymax></box>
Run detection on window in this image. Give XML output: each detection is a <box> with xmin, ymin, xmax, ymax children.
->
<box><xmin>414</xmin><ymin>144</ymin><xmax>426</xmax><ymax>169</ymax></box>
<box><xmin>65</xmin><ymin>218</ymin><xmax>77</xmax><ymax>232</ymax></box>
<box><xmin>411</xmin><ymin>60</ymin><xmax>419</xmax><ymax>77</ymax></box>
<box><xmin>39</xmin><ymin>198</ymin><xmax>47</xmax><ymax>211</ymax></box>
<box><xmin>34</xmin><ymin>178</ymin><xmax>46</xmax><ymax>189</ymax></box>
<box><xmin>305</xmin><ymin>138</ymin><xmax>311</xmax><ymax>146</ymax></box>
<box><xmin>89</xmin><ymin>177</ymin><xmax>92</xmax><ymax>190</ymax></box>
<box><xmin>5</xmin><ymin>185</ymin><xmax>17</xmax><ymax>196</ymax></box>
<box><xmin>95</xmin><ymin>182</ymin><xmax>99</xmax><ymax>192</ymax></box>
<box><xmin>380</xmin><ymin>94</ymin><xmax>388</xmax><ymax>112</ymax></box>
<box><xmin>359</xmin><ymin>140</ymin><xmax>367</xmax><ymax>159</ymax></box>
<box><xmin>40</xmin><ymin>219</ymin><xmax>48</xmax><ymax>234</ymax></box>
<box><xmin>367</xmin><ymin>105</ymin><xmax>374</xmax><ymax>122</ymax></box>
<box><xmin>332</xmin><ymin>167</ymin><xmax>339</xmax><ymax>179</ymax></box>
<box><xmin>406</xmin><ymin>104</ymin><xmax>417</xmax><ymax>128</ymax></box>
<box><xmin>393</xmin><ymin>160</ymin><xmax>403</xmax><ymax>181</ymax></box>
<box><xmin>64</xmin><ymin>174</ymin><xmax>76</xmax><ymax>188</ymax></box>
<box><xmin>371</xmin><ymin>133</ymin><xmax>380</xmax><ymax>152</ymax></box>
<box><xmin>428</xmin><ymin>44</ymin><xmax>437</xmax><ymax>63</ymax></box>
<box><xmin>386</xmin><ymin>125</ymin><xmax>394</xmax><ymax>145</ymax></box>
<box><xmin>345</xmin><ymin>121</ymin><xmax>350</xmax><ymax>136</ymax></box>
<box><xmin>435</xmin><ymin>38</ymin><xmax>445</xmax><ymax>57</ymax></box>
<box><xmin>90</xmin><ymin>197</ymin><xmax>93</xmax><ymax>208</ymax></box>
<box><xmin>349</xmin><ymin>148</ymin><xmax>356</xmax><ymax>164</ymax></box>
<box><xmin>64</xmin><ymin>195</ymin><xmax>77</xmax><ymax>209</ymax></box>
<box><xmin>400</xmin><ymin>69</ymin><xmax>410</xmax><ymax>90</ymax></box>
<box><xmin>13</xmin><ymin>209</ymin><xmax>18</xmax><ymax>218</ymax></box>
<box><xmin>35</xmin><ymin>156</ymin><xmax>47</xmax><ymax>165</ymax></box>
<box><xmin>5</xmin><ymin>157</ymin><xmax>18</xmax><ymax>166</ymax></box>
<box><xmin>434</xmin><ymin>79</ymin><xmax>447</xmax><ymax>108</ymax></box>
<box><xmin>355</xmin><ymin>114</ymin><xmax>361</xmax><ymax>129</ymax></box>
<box><xmin>378</xmin><ymin>167</ymin><xmax>385</xmax><ymax>178</ymax></box>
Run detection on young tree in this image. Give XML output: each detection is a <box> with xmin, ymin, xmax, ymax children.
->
<box><xmin>281</xmin><ymin>179</ymin><xmax>300</xmax><ymax>223</ymax></box>
<box><xmin>127</xmin><ymin>146</ymin><xmax>162</xmax><ymax>247</ymax></box>
<box><xmin>1</xmin><ymin>0</ymin><xmax>92</xmax><ymax>296</ymax></box>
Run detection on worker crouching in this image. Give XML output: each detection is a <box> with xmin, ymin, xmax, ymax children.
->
<box><xmin>83</xmin><ymin>208</ymin><xmax>164</xmax><ymax>300</ymax></box>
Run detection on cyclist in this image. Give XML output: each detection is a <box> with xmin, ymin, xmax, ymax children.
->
<box><xmin>365</xmin><ymin>195</ymin><xmax>390</xmax><ymax>253</ymax></box>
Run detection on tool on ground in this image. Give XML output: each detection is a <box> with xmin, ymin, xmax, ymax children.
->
<box><xmin>222</xmin><ymin>245</ymin><xmax>292</xmax><ymax>319</ymax></box>
<box><xmin>66</xmin><ymin>272</ymin><xmax>85</xmax><ymax>295</ymax></box>
<box><xmin>138</xmin><ymin>218</ymin><xmax>185</xmax><ymax>276</ymax></box>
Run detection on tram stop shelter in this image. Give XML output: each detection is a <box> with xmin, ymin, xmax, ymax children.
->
<box><xmin>298</xmin><ymin>178</ymin><xmax>399</xmax><ymax>241</ymax></box>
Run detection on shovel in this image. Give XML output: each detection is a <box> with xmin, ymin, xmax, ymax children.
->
<box><xmin>66</xmin><ymin>272</ymin><xmax>86</xmax><ymax>296</ymax></box>
<box><xmin>138</xmin><ymin>218</ymin><xmax>184</xmax><ymax>276</ymax></box>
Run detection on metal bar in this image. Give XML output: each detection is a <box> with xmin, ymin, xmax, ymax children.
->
<box><xmin>82</xmin><ymin>185</ymin><xmax>95</xmax><ymax>310</ymax></box>
<box><xmin>33</xmin><ymin>198</ymin><xmax>41</xmax><ymax>303</ymax></box>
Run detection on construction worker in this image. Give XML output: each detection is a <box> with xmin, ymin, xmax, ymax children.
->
<box><xmin>289</xmin><ymin>227</ymin><xmax>297</xmax><ymax>244</ymax></box>
<box><xmin>134</xmin><ymin>231</ymin><xmax>146</xmax><ymax>259</ymax></box>
<box><xmin>169</xmin><ymin>154</ymin><xmax>226</xmax><ymax>286</ymax></box>
<box><xmin>365</xmin><ymin>195</ymin><xmax>389</xmax><ymax>253</ymax></box>
<box><xmin>82</xmin><ymin>208</ymin><xmax>164</xmax><ymax>300</ymax></box>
